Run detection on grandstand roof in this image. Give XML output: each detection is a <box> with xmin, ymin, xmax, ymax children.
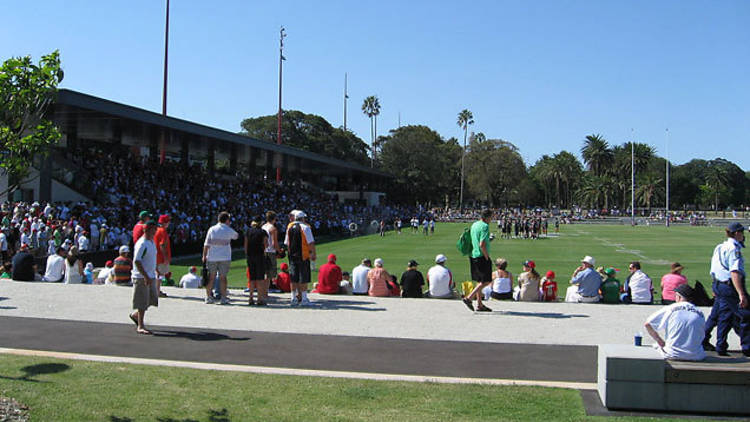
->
<box><xmin>55</xmin><ymin>89</ymin><xmax>390</xmax><ymax>177</ymax></box>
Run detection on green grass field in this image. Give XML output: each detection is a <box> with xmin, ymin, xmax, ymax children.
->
<box><xmin>0</xmin><ymin>355</ymin><xmax>710</xmax><ymax>421</ymax></box>
<box><xmin>171</xmin><ymin>223</ymin><xmax>724</xmax><ymax>301</ymax></box>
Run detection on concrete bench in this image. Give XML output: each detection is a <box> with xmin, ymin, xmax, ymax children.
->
<box><xmin>598</xmin><ymin>344</ymin><xmax>750</xmax><ymax>415</ymax></box>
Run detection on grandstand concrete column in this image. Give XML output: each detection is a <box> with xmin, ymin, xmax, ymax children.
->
<box><xmin>247</xmin><ymin>147</ymin><xmax>257</xmax><ymax>175</ymax></box>
<box><xmin>207</xmin><ymin>138</ymin><xmax>215</xmax><ymax>176</ymax></box>
<box><xmin>229</xmin><ymin>144</ymin><xmax>238</xmax><ymax>173</ymax></box>
<box><xmin>265</xmin><ymin>151</ymin><xmax>274</xmax><ymax>178</ymax></box>
<box><xmin>149</xmin><ymin>126</ymin><xmax>159</xmax><ymax>162</ymax></box>
<box><xmin>181</xmin><ymin>137</ymin><xmax>189</xmax><ymax>163</ymax></box>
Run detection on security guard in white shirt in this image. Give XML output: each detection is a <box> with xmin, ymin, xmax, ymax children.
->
<box><xmin>705</xmin><ymin>222</ymin><xmax>749</xmax><ymax>356</ymax></box>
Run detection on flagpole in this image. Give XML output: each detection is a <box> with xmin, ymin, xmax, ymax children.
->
<box><xmin>276</xmin><ymin>26</ymin><xmax>286</xmax><ymax>183</ymax></box>
<box><xmin>631</xmin><ymin>128</ymin><xmax>635</xmax><ymax>226</ymax></box>
<box><xmin>160</xmin><ymin>0</ymin><xmax>170</xmax><ymax>164</ymax></box>
<box><xmin>665</xmin><ymin>128</ymin><xmax>670</xmax><ymax>227</ymax></box>
<box><xmin>343</xmin><ymin>73</ymin><xmax>348</xmax><ymax>132</ymax></box>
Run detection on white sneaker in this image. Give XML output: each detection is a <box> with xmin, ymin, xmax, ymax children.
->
<box><xmin>220</xmin><ymin>297</ymin><xmax>230</xmax><ymax>305</ymax></box>
<box><xmin>300</xmin><ymin>297</ymin><xmax>311</xmax><ymax>306</ymax></box>
<box><xmin>290</xmin><ymin>297</ymin><xmax>299</xmax><ymax>307</ymax></box>
<box><xmin>205</xmin><ymin>297</ymin><xmax>215</xmax><ymax>304</ymax></box>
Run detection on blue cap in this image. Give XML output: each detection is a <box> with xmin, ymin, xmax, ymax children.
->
<box><xmin>727</xmin><ymin>222</ymin><xmax>745</xmax><ymax>233</ymax></box>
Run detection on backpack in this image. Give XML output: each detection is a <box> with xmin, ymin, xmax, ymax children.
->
<box><xmin>692</xmin><ymin>280</ymin><xmax>714</xmax><ymax>307</ymax></box>
<box><xmin>286</xmin><ymin>223</ymin><xmax>303</xmax><ymax>261</ymax></box>
<box><xmin>456</xmin><ymin>228</ymin><xmax>472</xmax><ymax>256</ymax></box>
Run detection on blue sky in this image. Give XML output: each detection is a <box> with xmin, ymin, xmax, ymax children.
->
<box><xmin>3</xmin><ymin>0</ymin><xmax>749</xmax><ymax>170</ymax></box>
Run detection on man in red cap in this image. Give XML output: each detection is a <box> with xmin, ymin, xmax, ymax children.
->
<box><xmin>316</xmin><ymin>253</ymin><xmax>343</xmax><ymax>294</ymax></box>
<box><xmin>154</xmin><ymin>214</ymin><xmax>171</xmax><ymax>297</ymax></box>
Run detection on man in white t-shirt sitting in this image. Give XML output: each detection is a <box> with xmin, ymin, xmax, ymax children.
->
<box><xmin>351</xmin><ymin>258</ymin><xmax>371</xmax><ymax>295</ymax></box>
<box><xmin>180</xmin><ymin>266</ymin><xmax>202</xmax><ymax>289</ymax></box>
<box><xmin>426</xmin><ymin>254</ymin><xmax>455</xmax><ymax>298</ymax></box>
<box><xmin>42</xmin><ymin>246</ymin><xmax>66</xmax><ymax>283</ymax></box>
<box><xmin>644</xmin><ymin>284</ymin><xmax>706</xmax><ymax>361</ymax></box>
<box><xmin>622</xmin><ymin>261</ymin><xmax>653</xmax><ymax>304</ymax></box>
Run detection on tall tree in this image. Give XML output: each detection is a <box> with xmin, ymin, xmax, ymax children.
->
<box><xmin>361</xmin><ymin>95</ymin><xmax>380</xmax><ymax>167</ymax></box>
<box><xmin>464</xmin><ymin>134</ymin><xmax>526</xmax><ymax>207</ymax></box>
<box><xmin>1</xmin><ymin>51</ymin><xmax>64</xmax><ymax>195</ymax></box>
<box><xmin>581</xmin><ymin>134</ymin><xmax>613</xmax><ymax>177</ymax></box>
<box><xmin>456</xmin><ymin>109</ymin><xmax>474</xmax><ymax>210</ymax></box>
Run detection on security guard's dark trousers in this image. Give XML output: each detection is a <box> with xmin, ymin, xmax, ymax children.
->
<box><xmin>712</xmin><ymin>280</ymin><xmax>750</xmax><ymax>354</ymax></box>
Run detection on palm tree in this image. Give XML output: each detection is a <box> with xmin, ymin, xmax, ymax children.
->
<box><xmin>636</xmin><ymin>174</ymin><xmax>664</xmax><ymax>213</ymax></box>
<box><xmin>705</xmin><ymin>160</ymin><xmax>730</xmax><ymax>211</ymax></box>
<box><xmin>457</xmin><ymin>109</ymin><xmax>474</xmax><ymax>210</ymax></box>
<box><xmin>361</xmin><ymin>95</ymin><xmax>381</xmax><ymax>167</ymax></box>
<box><xmin>581</xmin><ymin>134</ymin><xmax>613</xmax><ymax>177</ymax></box>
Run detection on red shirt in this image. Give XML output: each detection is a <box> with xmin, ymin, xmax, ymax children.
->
<box><xmin>154</xmin><ymin>227</ymin><xmax>171</xmax><ymax>264</ymax></box>
<box><xmin>316</xmin><ymin>262</ymin><xmax>343</xmax><ymax>294</ymax></box>
<box><xmin>132</xmin><ymin>222</ymin><xmax>146</xmax><ymax>244</ymax></box>
<box><xmin>274</xmin><ymin>272</ymin><xmax>292</xmax><ymax>292</ymax></box>
<box><xmin>541</xmin><ymin>280</ymin><xmax>558</xmax><ymax>302</ymax></box>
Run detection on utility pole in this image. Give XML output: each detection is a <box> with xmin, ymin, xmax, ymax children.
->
<box><xmin>665</xmin><ymin>128</ymin><xmax>670</xmax><ymax>227</ymax></box>
<box><xmin>162</xmin><ymin>0</ymin><xmax>169</xmax><ymax>116</ymax></box>
<box><xmin>631</xmin><ymin>128</ymin><xmax>635</xmax><ymax>226</ymax></box>
<box><xmin>276</xmin><ymin>26</ymin><xmax>286</xmax><ymax>183</ymax></box>
<box><xmin>343</xmin><ymin>73</ymin><xmax>348</xmax><ymax>132</ymax></box>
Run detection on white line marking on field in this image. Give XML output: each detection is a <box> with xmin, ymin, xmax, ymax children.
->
<box><xmin>0</xmin><ymin>347</ymin><xmax>596</xmax><ymax>390</ymax></box>
<box><xmin>594</xmin><ymin>238</ymin><xmax>670</xmax><ymax>265</ymax></box>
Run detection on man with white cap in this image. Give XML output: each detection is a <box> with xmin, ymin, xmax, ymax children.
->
<box><xmin>284</xmin><ymin>210</ymin><xmax>316</xmax><ymax>306</ymax></box>
<box><xmin>644</xmin><ymin>284</ymin><xmax>706</xmax><ymax>361</ymax></box>
<box><xmin>565</xmin><ymin>255</ymin><xmax>601</xmax><ymax>303</ymax></box>
<box><xmin>427</xmin><ymin>254</ymin><xmax>455</xmax><ymax>298</ymax></box>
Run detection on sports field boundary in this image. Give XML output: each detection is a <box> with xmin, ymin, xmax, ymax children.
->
<box><xmin>0</xmin><ymin>347</ymin><xmax>596</xmax><ymax>390</ymax></box>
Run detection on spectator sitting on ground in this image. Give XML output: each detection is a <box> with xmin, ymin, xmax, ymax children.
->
<box><xmin>1</xmin><ymin>262</ymin><xmax>11</xmax><ymax>279</ymax></box>
<box><xmin>97</xmin><ymin>260</ymin><xmax>114</xmax><ymax>284</ymax></box>
<box><xmin>644</xmin><ymin>284</ymin><xmax>706</xmax><ymax>361</ymax></box>
<box><xmin>660</xmin><ymin>262</ymin><xmax>687</xmax><ymax>305</ymax></box>
<box><xmin>565</xmin><ymin>256</ymin><xmax>601</xmax><ymax>303</ymax></box>
<box><xmin>516</xmin><ymin>260</ymin><xmax>540</xmax><ymax>301</ymax></box>
<box><xmin>273</xmin><ymin>262</ymin><xmax>292</xmax><ymax>293</ymax></box>
<box><xmin>485</xmin><ymin>258</ymin><xmax>513</xmax><ymax>301</ymax></box>
<box><xmin>179</xmin><ymin>266</ymin><xmax>203</xmax><ymax>289</ymax></box>
<box><xmin>351</xmin><ymin>258</ymin><xmax>371</xmax><ymax>295</ymax></box>
<box><xmin>84</xmin><ymin>262</ymin><xmax>94</xmax><ymax>284</ymax></box>
<box><xmin>600</xmin><ymin>268</ymin><xmax>621</xmax><ymax>304</ymax></box>
<box><xmin>113</xmin><ymin>245</ymin><xmax>133</xmax><ymax>285</ymax></box>
<box><xmin>621</xmin><ymin>261</ymin><xmax>653</xmax><ymax>304</ymax></box>
<box><xmin>64</xmin><ymin>246</ymin><xmax>84</xmax><ymax>284</ymax></box>
<box><xmin>367</xmin><ymin>258</ymin><xmax>392</xmax><ymax>297</ymax></box>
<box><xmin>315</xmin><ymin>253</ymin><xmax>344</xmax><ymax>294</ymax></box>
<box><xmin>387</xmin><ymin>274</ymin><xmax>401</xmax><ymax>296</ymax></box>
<box><xmin>541</xmin><ymin>270</ymin><xmax>558</xmax><ymax>302</ymax></box>
<box><xmin>426</xmin><ymin>254</ymin><xmax>455</xmax><ymax>299</ymax></box>
<box><xmin>42</xmin><ymin>246</ymin><xmax>66</xmax><ymax>283</ymax></box>
<box><xmin>340</xmin><ymin>271</ymin><xmax>352</xmax><ymax>294</ymax></box>
<box><xmin>400</xmin><ymin>259</ymin><xmax>425</xmax><ymax>298</ymax></box>
<box><xmin>11</xmin><ymin>244</ymin><xmax>37</xmax><ymax>281</ymax></box>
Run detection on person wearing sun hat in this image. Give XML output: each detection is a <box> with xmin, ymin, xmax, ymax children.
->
<box><xmin>644</xmin><ymin>284</ymin><xmax>706</xmax><ymax>361</ymax></box>
<box><xmin>516</xmin><ymin>260</ymin><xmax>541</xmax><ymax>301</ymax></box>
<box><xmin>661</xmin><ymin>262</ymin><xmax>688</xmax><ymax>305</ymax></box>
<box><xmin>566</xmin><ymin>255</ymin><xmax>601</xmax><ymax>303</ymax></box>
<box><xmin>600</xmin><ymin>268</ymin><xmax>621</xmax><ymax>304</ymax></box>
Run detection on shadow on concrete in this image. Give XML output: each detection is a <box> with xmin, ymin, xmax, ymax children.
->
<box><xmin>481</xmin><ymin>310</ymin><xmax>590</xmax><ymax>319</ymax></box>
<box><xmin>0</xmin><ymin>362</ymin><xmax>71</xmax><ymax>383</ymax></box>
<box><xmin>152</xmin><ymin>330</ymin><xmax>250</xmax><ymax>342</ymax></box>
<box><xmin>110</xmin><ymin>408</ymin><xmax>230</xmax><ymax>422</ymax></box>
<box><xmin>301</xmin><ymin>299</ymin><xmax>386</xmax><ymax>311</ymax></box>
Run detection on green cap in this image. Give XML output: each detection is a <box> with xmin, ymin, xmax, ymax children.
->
<box><xmin>604</xmin><ymin>267</ymin><xmax>616</xmax><ymax>276</ymax></box>
<box><xmin>139</xmin><ymin>210</ymin><xmax>150</xmax><ymax>219</ymax></box>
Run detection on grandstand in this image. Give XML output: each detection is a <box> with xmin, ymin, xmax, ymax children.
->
<box><xmin>1</xmin><ymin>89</ymin><xmax>390</xmax><ymax>207</ymax></box>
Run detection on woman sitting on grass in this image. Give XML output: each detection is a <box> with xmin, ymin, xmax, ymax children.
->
<box><xmin>516</xmin><ymin>260</ymin><xmax>541</xmax><ymax>302</ymax></box>
<box><xmin>487</xmin><ymin>258</ymin><xmax>513</xmax><ymax>300</ymax></box>
<box><xmin>367</xmin><ymin>258</ymin><xmax>392</xmax><ymax>297</ymax></box>
<box><xmin>660</xmin><ymin>262</ymin><xmax>687</xmax><ymax>305</ymax></box>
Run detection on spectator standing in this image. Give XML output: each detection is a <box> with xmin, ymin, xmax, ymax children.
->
<box><xmin>63</xmin><ymin>246</ymin><xmax>84</xmax><ymax>284</ymax></box>
<box><xmin>154</xmin><ymin>214</ymin><xmax>172</xmax><ymax>298</ymax></box>
<box><xmin>622</xmin><ymin>261</ymin><xmax>653</xmax><ymax>304</ymax></box>
<box><xmin>351</xmin><ymin>258</ymin><xmax>372</xmax><ymax>295</ymax></box>
<box><xmin>42</xmin><ymin>246</ymin><xmax>66</xmax><ymax>283</ymax></box>
<box><xmin>517</xmin><ymin>260</ymin><xmax>540</xmax><ymax>302</ymax></box>
<box><xmin>132</xmin><ymin>211</ymin><xmax>151</xmax><ymax>244</ymax></box>
<box><xmin>565</xmin><ymin>256</ymin><xmax>601</xmax><ymax>303</ymax></box>
<box><xmin>284</xmin><ymin>210</ymin><xmax>316</xmax><ymax>306</ymax></box>
<box><xmin>11</xmin><ymin>244</ymin><xmax>36</xmax><ymax>281</ymax></box>
<box><xmin>129</xmin><ymin>220</ymin><xmax>159</xmax><ymax>335</ymax></box>
<box><xmin>245</xmin><ymin>217</ymin><xmax>269</xmax><ymax>306</ymax></box>
<box><xmin>400</xmin><ymin>260</ymin><xmax>425</xmax><ymax>298</ymax></box>
<box><xmin>644</xmin><ymin>284</ymin><xmax>706</xmax><ymax>361</ymax></box>
<box><xmin>367</xmin><ymin>258</ymin><xmax>392</xmax><ymax>297</ymax></box>
<box><xmin>0</xmin><ymin>229</ymin><xmax>8</xmax><ymax>262</ymax></box>
<box><xmin>462</xmin><ymin>209</ymin><xmax>494</xmax><ymax>312</ymax></box>
<box><xmin>661</xmin><ymin>262</ymin><xmax>688</xmax><ymax>305</ymax></box>
<box><xmin>600</xmin><ymin>268</ymin><xmax>621</xmax><ymax>304</ymax></box>
<box><xmin>316</xmin><ymin>253</ymin><xmax>343</xmax><ymax>294</ymax></box>
<box><xmin>203</xmin><ymin>211</ymin><xmax>239</xmax><ymax>305</ymax></box>
<box><xmin>426</xmin><ymin>254</ymin><xmax>455</xmax><ymax>299</ymax></box>
<box><xmin>113</xmin><ymin>245</ymin><xmax>133</xmax><ymax>285</ymax></box>
<box><xmin>179</xmin><ymin>266</ymin><xmax>202</xmax><ymax>289</ymax></box>
<box><xmin>262</xmin><ymin>211</ymin><xmax>280</xmax><ymax>289</ymax></box>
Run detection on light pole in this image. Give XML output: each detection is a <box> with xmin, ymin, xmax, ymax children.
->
<box><xmin>665</xmin><ymin>128</ymin><xmax>670</xmax><ymax>227</ymax></box>
<box><xmin>276</xmin><ymin>26</ymin><xmax>286</xmax><ymax>183</ymax></box>
<box><xmin>160</xmin><ymin>0</ymin><xmax>170</xmax><ymax>164</ymax></box>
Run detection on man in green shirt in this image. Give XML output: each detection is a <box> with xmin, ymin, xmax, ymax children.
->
<box><xmin>600</xmin><ymin>267</ymin><xmax>621</xmax><ymax>304</ymax></box>
<box><xmin>463</xmin><ymin>209</ymin><xmax>494</xmax><ymax>312</ymax></box>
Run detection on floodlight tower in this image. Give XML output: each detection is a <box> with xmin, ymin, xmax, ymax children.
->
<box><xmin>276</xmin><ymin>26</ymin><xmax>286</xmax><ymax>183</ymax></box>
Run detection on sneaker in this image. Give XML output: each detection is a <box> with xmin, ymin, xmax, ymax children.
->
<box><xmin>204</xmin><ymin>297</ymin><xmax>215</xmax><ymax>304</ymax></box>
<box><xmin>703</xmin><ymin>342</ymin><xmax>716</xmax><ymax>352</ymax></box>
<box><xmin>244</xmin><ymin>288</ymin><xmax>251</xmax><ymax>293</ymax></box>
<box><xmin>462</xmin><ymin>298</ymin><xmax>475</xmax><ymax>312</ymax></box>
<box><xmin>159</xmin><ymin>291</ymin><xmax>168</xmax><ymax>298</ymax></box>
<box><xmin>301</xmin><ymin>297</ymin><xmax>311</xmax><ymax>306</ymax></box>
<box><xmin>477</xmin><ymin>305</ymin><xmax>493</xmax><ymax>312</ymax></box>
<box><xmin>290</xmin><ymin>297</ymin><xmax>299</xmax><ymax>307</ymax></box>
<box><xmin>717</xmin><ymin>350</ymin><xmax>730</xmax><ymax>357</ymax></box>
<box><xmin>257</xmin><ymin>301</ymin><xmax>267</xmax><ymax>307</ymax></box>
<box><xmin>248</xmin><ymin>299</ymin><xmax>255</xmax><ymax>306</ymax></box>
<box><xmin>743</xmin><ymin>350</ymin><xmax>750</xmax><ymax>357</ymax></box>
<box><xmin>220</xmin><ymin>297</ymin><xmax>230</xmax><ymax>305</ymax></box>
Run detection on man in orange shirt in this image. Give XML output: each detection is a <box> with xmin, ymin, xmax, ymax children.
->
<box><xmin>154</xmin><ymin>214</ymin><xmax>172</xmax><ymax>297</ymax></box>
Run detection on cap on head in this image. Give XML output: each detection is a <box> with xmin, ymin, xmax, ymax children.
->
<box><xmin>546</xmin><ymin>270</ymin><xmax>556</xmax><ymax>279</ymax></box>
<box><xmin>523</xmin><ymin>260</ymin><xmax>535</xmax><ymax>269</ymax></box>
<box><xmin>582</xmin><ymin>256</ymin><xmax>595</xmax><ymax>266</ymax></box>
<box><xmin>727</xmin><ymin>222</ymin><xmax>745</xmax><ymax>233</ymax></box>
<box><xmin>408</xmin><ymin>259</ymin><xmax>419</xmax><ymax>267</ymax></box>
<box><xmin>295</xmin><ymin>210</ymin><xmax>307</xmax><ymax>220</ymax></box>
<box><xmin>158</xmin><ymin>214</ymin><xmax>170</xmax><ymax>224</ymax></box>
<box><xmin>105</xmin><ymin>260</ymin><xmax>114</xmax><ymax>267</ymax></box>
<box><xmin>189</xmin><ymin>266</ymin><xmax>197</xmax><ymax>273</ymax></box>
<box><xmin>435</xmin><ymin>254</ymin><xmax>447</xmax><ymax>264</ymax></box>
<box><xmin>119</xmin><ymin>245</ymin><xmax>130</xmax><ymax>254</ymax></box>
<box><xmin>328</xmin><ymin>253</ymin><xmax>336</xmax><ymax>263</ymax></box>
<box><xmin>145</xmin><ymin>220</ymin><xmax>159</xmax><ymax>228</ymax></box>
<box><xmin>604</xmin><ymin>267</ymin><xmax>616</xmax><ymax>276</ymax></box>
<box><xmin>374</xmin><ymin>258</ymin><xmax>384</xmax><ymax>267</ymax></box>
<box><xmin>280</xmin><ymin>262</ymin><xmax>289</xmax><ymax>271</ymax></box>
<box><xmin>673</xmin><ymin>284</ymin><xmax>695</xmax><ymax>301</ymax></box>
<box><xmin>362</xmin><ymin>257</ymin><xmax>371</xmax><ymax>265</ymax></box>
<box><xmin>139</xmin><ymin>210</ymin><xmax>150</xmax><ymax>220</ymax></box>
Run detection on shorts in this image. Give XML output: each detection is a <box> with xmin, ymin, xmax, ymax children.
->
<box><xmin>132</xmin><ymin>277</ymin><xmax>158</xmax><ymax>311</ymax></box>
<box><xmin>246</xmin><ymin>255</ymin><xmax>266</xmax><ymax>281</ymax></box>
<box><xmin>491</xmin><ymin>291</ymin><xmax>513</xmax><ymax>300</ymax></box>
<box><xmin>156</xmin><ymin>263</ymin><xmax>170</xmax><ymax>276</ymax></box>
<box><xmin>264</xmin><ymin>252</ymin><xmax>277</xmax><ymax>279</ymax></box>
<box><xmin>469</xmin><ymin>256</ymin><xmax>492</xmax><ymax>283</ymax></box>
<box><xmin>207</xmin><ymin>260</ymin><xmax>231</xmax><ymax>278</ymax></box>
<box><xmin>289</xmin><ymin>260</ymin><xmax>311</xmax><ymax>284</ymax></box>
